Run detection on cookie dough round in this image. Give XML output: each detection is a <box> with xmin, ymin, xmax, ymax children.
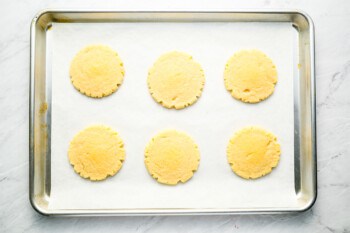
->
<box><xmin>227</xmin><ymin>127</ymin><xmax>281</xmax><ymax>179</ymax></box>
<box><xmin>70</xmin><ymin>45</ymin><xmax>125</xmax><ymax>98</ymax></box>
<box><xmin>147</xmin><ymin>51</ymin><xmax>205</xmax><ymax>109</ymax></box>
<box><xmin>224</xmin><ymin>50</ymin><xmax>277</xmax><ymax>103</ymax></box>
<box><xmin>68</xmin><ymin>125</ymin><xmax>125</xmax><ymax>181</ymax></box>
<box><xmin>145</xmin><ymin>130</ymin><xmax>200</xmax><ymax>185</ymax></box>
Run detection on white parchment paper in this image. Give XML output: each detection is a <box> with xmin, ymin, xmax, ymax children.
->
<box><xmin>49</xmin><ymin>22</ymin><xmax>297</xmax><ymax>210</ymax></box>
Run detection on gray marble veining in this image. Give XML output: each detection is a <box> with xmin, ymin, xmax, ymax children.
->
<box><xmin>1</xmin><ymin>0</ymin><xmax>350</xmax><ymax>232</ymax></box>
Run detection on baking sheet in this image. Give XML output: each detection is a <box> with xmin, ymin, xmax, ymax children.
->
<box><xmin>49</xmin><ymin>22</ymin><xmax>297</xmax><ymax>210</ymax></box>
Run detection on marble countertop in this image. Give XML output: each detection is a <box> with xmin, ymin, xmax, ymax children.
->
<box><xmin>1</xmin><ymin>0</ymin><xmax>349</xmax><ymax>232</ymax></box>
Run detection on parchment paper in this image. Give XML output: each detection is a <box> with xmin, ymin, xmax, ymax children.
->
<box><xmin>49</xmin><ymin>22</ymin><xmax>297</xmax><ymax>210</ymax></box>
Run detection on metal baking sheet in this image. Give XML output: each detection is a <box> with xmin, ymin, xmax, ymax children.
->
<box><xmin>30</xmin><ymin>10</ymin><xmax>316</xmax><ymax>216</ymax></box>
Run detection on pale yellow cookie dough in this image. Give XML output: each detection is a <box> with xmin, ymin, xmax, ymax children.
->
<box><xmin>68</xmin><ymin>125</ymin><xmax>125</xmax><ymax>181</ymax></box>
<box><xmin>145</xmin><ymin>130</ymin><xmax>200</xmax><ymax>185</ymax></box>
<box><xmin>227</xmin><ymin>127</ymin><xmax>281</xmax><ymax>179</ymax></box>
<box><xmin>69</xmin><ymin>45</ymin><xmax>125</xmax><ymax>98</ymax></box>
<box><xmin>224</xmin><ymin>50</ymin><xmax>277</xmax><ymax>103</ymax></box>
<box><xmin>147</xmin><ymin>52</ymin><xmax>205</xmax><ymax>109</ymax></box>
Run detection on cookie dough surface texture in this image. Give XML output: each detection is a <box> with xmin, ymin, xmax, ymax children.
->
<box><xmin>70</xmin><ymin>45</ymin><xmax>125</xmax><ymax>98</ymax></box>
<box><xmin>147</xmin><ymin>51</ymin><xmax>205</xmax><ymax>109</ymax></box>
<box><xmin>145</xmin><ymin>130</ymin><xmax>200</xmax><ymax>185</ymax></box>
<box><xmin>224</xmin><ymin>50</ymin><xmax>277</xmax><ymax>103</ymax></box>
<box><xmin>227</xmin><ymin>127</ymin><xmax>281</xmax><ymax>179</ymax></box>
<box><xmin>68</xmin><ymin>125</ymin><xmax>125</xmax><ymax>181</ymax></box>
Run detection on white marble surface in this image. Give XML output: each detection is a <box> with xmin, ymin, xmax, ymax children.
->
<box><xmin>0</xmin><ymin>0</ymin><xmax>349</xmax><ymax>232</ymax></box>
